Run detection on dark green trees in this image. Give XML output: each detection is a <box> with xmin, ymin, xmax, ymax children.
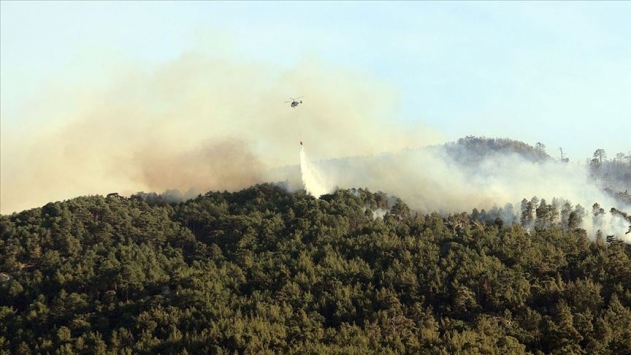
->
<box><xmin>1</xmin><ymin>185</ymin><xmax>630</xmax><ymax>353</ymax></box>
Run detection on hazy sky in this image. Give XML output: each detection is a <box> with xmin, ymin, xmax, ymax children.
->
<box><xmin>1</xmin><ymin>1</ymin><xmax>630</xmax><ymax>212</ymax></box>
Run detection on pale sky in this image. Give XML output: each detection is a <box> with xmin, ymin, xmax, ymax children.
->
<box><xmin>3</xmin><ymin>1</ymin><xmax>630</xmax><ymax>157</ymax></box>
<box><xmin>2</xmin><ymin>1</ymin><xmax>630</xmax><ymax>208</ymax></box>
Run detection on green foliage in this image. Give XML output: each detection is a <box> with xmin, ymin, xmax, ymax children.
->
<box><xmin>1</xmin><ymin>184</ymin><xmax>630</xmax><ymax>353</ymax></box>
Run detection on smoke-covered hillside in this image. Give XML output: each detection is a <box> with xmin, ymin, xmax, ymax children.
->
<box><xmin>6</xmin><ymin>135</ymin><xmax>629</xmax><ymax>240</ymax></box>
<box><xmin>278</xmin><ymin>136</ymin><xmax>630</xmax><ymax>240</ymax></box>
<box><xmin>589</xmin><ymin>150</ymin><xmax>631</xmax><ymax>195</ymax></box>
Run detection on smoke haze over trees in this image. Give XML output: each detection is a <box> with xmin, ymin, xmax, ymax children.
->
<box><xmin>271</xmin><ymin>137</ymin><xmax>631</xmax><ymax>240</ymax></box>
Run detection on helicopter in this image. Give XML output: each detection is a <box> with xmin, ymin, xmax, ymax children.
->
<box><xmin>285</xmin><ymin>96</ymin><xmax>304</xmax><ymax>108</ymax></box>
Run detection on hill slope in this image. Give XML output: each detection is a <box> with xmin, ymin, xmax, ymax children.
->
<box><xmin>1</xmin><ymin>185</ymin><xmax>630</xmax><ymax>353</ymax></box>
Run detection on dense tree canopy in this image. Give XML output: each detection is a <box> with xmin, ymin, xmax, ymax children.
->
<box><xmin>1</xmin><ymin>184</ymin><xmax>630</xmax><ymax>354</ymax></box>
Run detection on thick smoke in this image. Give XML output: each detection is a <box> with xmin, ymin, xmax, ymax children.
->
<box><xmin>293</xmin><ymin>146</ymin><xmax>631</xmax><ymax>241</ymax></box>
<box><xmin>1</xmin><ymin>51</ymin><xmax>442</xmax><ymax>214</ymax></box>
<box><xmin>3</xmin><ymin>49</ymin><xmax>628</xmax><ymax>241</ymax></box>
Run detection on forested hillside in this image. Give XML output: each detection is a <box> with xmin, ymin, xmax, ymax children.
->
<box><xmin>1</xmin><ymin>185</ymin><xmax>631</xmax><ymax>354</ymax></box>
<box><xmin>442</xmin><ymin>136</ymin><xmax>552</xmax><ymax>165</ymax></box>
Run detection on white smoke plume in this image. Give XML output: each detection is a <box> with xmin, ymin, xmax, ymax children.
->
<box><xmin>299</xmin><ymin>145</ymin><xmax>631</xmax><ymax>241</ymax></box>
<box><xmin>300</xmin><ymin>147</ymin><xmax>333</xmax><ymax>198</ymax></box>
